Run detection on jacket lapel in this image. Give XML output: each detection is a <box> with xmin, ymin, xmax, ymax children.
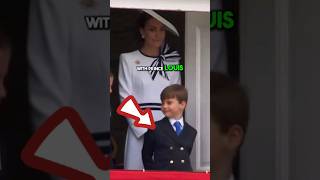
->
<box><xmin>178</xmin><ymin>122</ymin><xmax>193</xmax><ymax>143</ymax></box>
<box><xmin>162</xmin><ymin>118</ymin><xmax>180</xmax><ymax>141</ymax></box>
<box><xmin>161</xmin><ymin>118</ymin><xmax>192</xmax><ymax>147</ymax></box>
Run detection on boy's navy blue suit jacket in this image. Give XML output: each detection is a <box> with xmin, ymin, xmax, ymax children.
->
<box><xmin>142</xmin><ymin>117</ymin><xmax>197</xmax><ymax>171</ymax></box>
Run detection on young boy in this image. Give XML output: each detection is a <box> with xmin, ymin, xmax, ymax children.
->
<box><xmin>211</xmin><ymin>72</ymin><xmax>249</xmax><ymax>180</ymax></box>
<box><xmin>142</xmin><ymin>84</ymin><xmax>197</xmax><ymax>171</ymax></box>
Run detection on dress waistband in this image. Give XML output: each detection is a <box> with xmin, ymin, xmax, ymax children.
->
<box><xmin>139</xmin><ymin>103</ymin><xmax>162</xmax><ymax>111</ymax></box>
<box><xmin>138</xmin><ymin>103</ymin><xmax>162</xmax><ymax>107</ymax></box>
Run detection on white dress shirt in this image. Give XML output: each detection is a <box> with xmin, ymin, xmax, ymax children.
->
<box><xmin>169</xmin><ymin>117</ymin><xmax>184</xmax><ymax>132</ymax></box>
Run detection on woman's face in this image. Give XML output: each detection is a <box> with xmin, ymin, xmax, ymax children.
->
<box><xmin>140</xmin><ymin>18</ymin><xmax>166</xmax><ymax>49</ymax></box>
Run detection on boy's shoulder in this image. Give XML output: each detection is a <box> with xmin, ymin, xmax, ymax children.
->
<box><xmin>120</xmin><ymin>50</ymin><xmax>140</xmax><ymax>61</ymax></box>
<box><xmin>155</xmin><ymin>117</ymin><xmax>197</xmax><ymax>135</ymax></box>
<box><xmin>155</xmin><ymin>117</ymin><xmax>169</xmax><ymax>128</ymax></box>
<box><xmin>184</xmin><ymin>121</ymin><xmax>197</xmax><ymax>136</ymax></box>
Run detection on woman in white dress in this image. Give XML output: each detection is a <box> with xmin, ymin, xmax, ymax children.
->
<box><xmin>118</xmin><ymin>10</ymin><xmax>181</xmax><ymax>170</ymax></box>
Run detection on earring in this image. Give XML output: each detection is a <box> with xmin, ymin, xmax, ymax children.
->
<box><xmin>141</xmin><ymin>34</ymin><xmax>145</xmax><ymax>39</ymax></box>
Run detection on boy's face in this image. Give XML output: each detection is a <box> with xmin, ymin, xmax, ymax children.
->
<box><xmin>212</xmin><ymin>122</ymin><xmax>228</xmax><ymax>169</ymax></box>
<box><xmin>211</xmin><ymin>120</ymin><xmax>244</xmax><ymax>171</ymax></box>
<box><xmin>161</xmin><ymin>97</ymin><xmax>186</xmax><ymax>119</ymax></box>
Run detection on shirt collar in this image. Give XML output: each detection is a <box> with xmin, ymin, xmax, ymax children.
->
<box><xmin>169</xmin><ymin>116</ymin><xmax>184</xmax><ymax>127</ymax></box>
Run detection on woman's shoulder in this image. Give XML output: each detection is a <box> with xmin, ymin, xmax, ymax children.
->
<box><xmin>120</xmin><ymin>50</ymin><xmax>140</xmax><ymax>60</ymax></box>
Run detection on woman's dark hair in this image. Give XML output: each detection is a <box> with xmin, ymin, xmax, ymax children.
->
<box><xmin>136</xmin><ymin>12</ymin><xmax>154</xmax><ymax>43</ymax></box>
<box><xmin>136</xmin><ymin>11</ymin><xmax>168</xmax><ymax>44</ymax></box>
<box><xmin>137</xmin><ymin>12</ymin><xmax>154</xmax><ymax>29</ymax></box>
<box><xmin>0</xmin><ymin>17</ymin><xmax>11</xmax><ymax>49</ymax></box>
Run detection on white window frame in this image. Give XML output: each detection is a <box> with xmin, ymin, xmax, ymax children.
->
<box><xmin>110</xmin><ymin>0</ymin><xmax>210</xmax><ymax>12</ymax></box>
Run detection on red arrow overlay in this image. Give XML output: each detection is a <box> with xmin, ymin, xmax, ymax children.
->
<box><xmin>21</xmin><ymin>107</ymin><xmax>110</xmax><ymax>180</ymax></box>
<box><xmin>117</xmin><ymin>95</ymin><xmax>156</xmax><ymax>130</ymax></box>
